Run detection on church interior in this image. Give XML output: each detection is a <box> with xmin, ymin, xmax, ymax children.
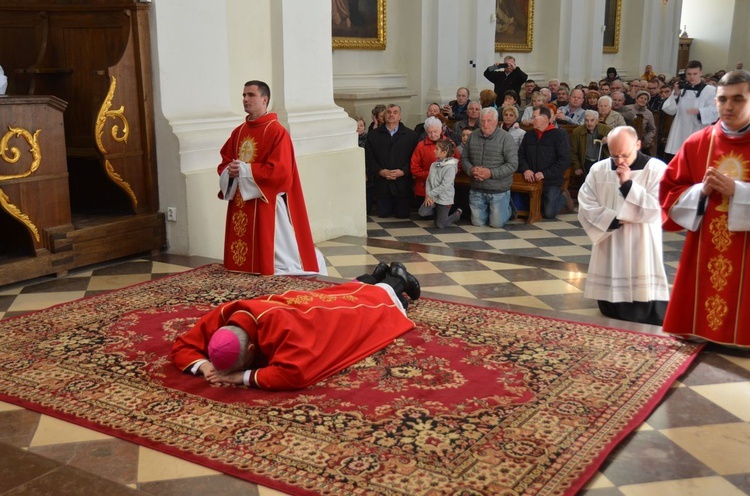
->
<box><xmin>1</xmin><ymin>0</ymin><xmax>750</xmax><ymax>494</ymax></box>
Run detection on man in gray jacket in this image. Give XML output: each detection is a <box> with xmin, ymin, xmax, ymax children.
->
<box><xmin>460</xmin><ymin>107</ymin><xmax>519</xmax><ymax>227</ymax></box>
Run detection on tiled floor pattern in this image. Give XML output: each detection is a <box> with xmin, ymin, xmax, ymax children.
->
<box><xmin>1</xmin><ymin>218</ymin><xmax>749</xmax><ymax>495</ymax></box>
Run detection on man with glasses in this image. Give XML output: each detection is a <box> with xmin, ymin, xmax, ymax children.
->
<box><xmin>646</xmin><ymin>80</ymin><xmax>663</xmax><ymax>112</ymax></box>
<box><xmin>578</xmin><ymin>126</ymin><xmax>669</xmax><ymax>325</ymax></box>
<box><xmin>660</xmin><ymin>70</ymin><xmax>750</xmax><ymax>346</ymax></box>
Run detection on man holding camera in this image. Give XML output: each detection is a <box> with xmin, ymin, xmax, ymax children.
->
<box><xmin>661</xmin><ymin>60</ymin><xmax>718</xmax><ymax>161</ymax></box>
<box><xmin>484</xmin><ymin>55</ymin><xmax>527</xmax><ymax>108</ymax></box>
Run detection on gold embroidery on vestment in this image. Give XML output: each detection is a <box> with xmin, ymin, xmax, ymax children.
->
<box><xmin>705</xmin><ymin>295</ymin><xmax>728</xmax><ymax>331</ymax></box>
<box><xmin>231</xmin><ymin>239</ymin><xmax>248</xmax><ymax>267</ymax></box>
<box><xmin>714</xmin><ymin>151</ymin><xmax>750</xmax><ymax>212</ymax></box>
<box><xmin>232</xmin><ymin>210</ymin><xmax>248</xmax><ymax>237</ymax></box>
<box><xmin>707</xmin><ymin>255</ymin><xmax>733</xmax><ymax>292</ymax></box>
<box><xmin>233</xmin><ymin>193</ymin><xmax>245</xmax><ymax>208</ymax></box>
<box><xmin>238</xmin><ymin>137</ymin><xmax>257</xmax><ymax>163</ymax></box>
<box><xmin>286</xmin><ymin>295</ymin><xmax>314</xmax><ymax>305</ymax></box>
<box><xmin>709</xmin><ymin>215</ymin><xmax>732</xmax><ymax>253</ymax></box>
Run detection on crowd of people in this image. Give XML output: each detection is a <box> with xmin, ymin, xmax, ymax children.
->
<box><xmin>353</xmin><ymin>59</ymin><xmax>728</xmax><ymax>226</ymax></box>
<box><xmin>181</xmin><ymin>62</ymin><xmax>750</xmax><ymax>391</ymax></box>
<box><xmin>347</xmin><ymin>61</ymin><xmax>750</xmax><ymax>338</ymax></box>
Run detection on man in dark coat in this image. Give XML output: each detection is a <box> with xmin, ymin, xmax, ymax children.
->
<box><xmin>365</xmin><ymin>104</ymin><xmax>419</xmax><ymax>218</ymax></box>
<box><xmin>484</xmin><ymin>55</ymin><xmax>528</xmax><ymax>108</ymax></box>
<box><xmin>518</xmin><ymin>106</ymin><xmax>572</xmax><ymax>219</ymax></box>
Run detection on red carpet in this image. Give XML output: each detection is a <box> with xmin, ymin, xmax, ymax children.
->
<box><xmin>0</xmin><ymin>264</ymin><xmax>702</xmax><ymax>495</ymax></box>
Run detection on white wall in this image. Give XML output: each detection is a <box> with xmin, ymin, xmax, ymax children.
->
<box><xmin>681</xmin><ymin>0</ymin><xmax>736</xmax><ymax>74</ymax></box>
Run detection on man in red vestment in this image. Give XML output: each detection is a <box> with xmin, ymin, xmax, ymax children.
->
<box><xmin>218</xmin><ymin>80</ymin><xmax>323</xmax><ymax>276</ymax></box>
<box><xmin>170</xmin><ymin>262</ymin><xmax>421</xmax><ymax>390</ymax></box>
<box><xmin>660</xmin><ymin>70</ymin><xmax>750</xmax><ymax>346</ymax></box>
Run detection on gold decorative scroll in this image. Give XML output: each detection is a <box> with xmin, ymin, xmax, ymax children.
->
<box><xmin>0</xmin><ymin>127</ymin><xmax>42</xmax><ymax>181</ymax></box>
<box><xmin>96</xmin><ymin>75</ymin><xmax>137</xmax><ymax>208</ymax></box>
<box><xmin>0</xmin><ymin>188</ymin><xmax>40</xmax><ymax>242</ymax></box>
<box><xmin>95</xmin><ymin>76</ymin><xmax>130</xmax><ymax>153</ymax></box>
<box><xmin>105</xmin><ymin>159</ymin><xmax>138</xmax><ymax>208</ymax></box>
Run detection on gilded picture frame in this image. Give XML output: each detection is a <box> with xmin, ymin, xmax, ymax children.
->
<box><xmin>603</xmin><ymin>0</ymin><xmax>621</xmax><ymax>54</ymax></box>
<box><xmin>332</xmin><ymin>0</ymin><xmax>386</xmax><ymax>50</ymax></box>
<box><xmin>494</xmin><ymin>0</ymin><xmax>534</xmax><ymax>53</ymax></box>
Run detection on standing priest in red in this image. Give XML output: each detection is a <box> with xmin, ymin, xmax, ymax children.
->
<box><xmin>660</xmin><ymin>70</ymin><xmax>750</xmax><ymax>346</ymax></box>
<box><xmin>170</xmin><ymin>262</ymin><xmax>421</xmax><ymax>390</ymax></box>
<box><xmin>218</xmin><ymin>80</ymin><xmax>326</xmax><ymax>276</ymax></box>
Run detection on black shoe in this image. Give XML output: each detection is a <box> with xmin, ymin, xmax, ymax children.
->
<box><xmin>390</xmin><ymin>262</ymin><xmax>421</xmax><ymax>301</ymax></box>
<box><xmin>372</xmin><ymin>261</ymin><xmax>389</xmax><ymax>282</ymax></box>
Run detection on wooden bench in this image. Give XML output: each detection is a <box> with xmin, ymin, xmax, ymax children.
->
<box><xmin>454</xmin><ymin>172</ymin><xmax>543</xmax><ymax>224</ymax></box>
<box><xmin>510</xmin><ymin>172</ymin><xmax>543</xmax><ymax>223</ymax></box>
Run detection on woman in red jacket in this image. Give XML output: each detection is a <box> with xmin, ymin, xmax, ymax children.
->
<box><xmin>410</xmin><ymin>116</ymin><xmax>461</xmax><ymax>210</ymax></box>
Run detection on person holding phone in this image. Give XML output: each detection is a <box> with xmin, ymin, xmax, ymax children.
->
<box><xmin>484</xmin><ymin>55</ymin><xmax>528</xmax><ymax>108</ymax></box>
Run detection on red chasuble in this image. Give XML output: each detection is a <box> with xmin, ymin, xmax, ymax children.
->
<box><xmin>218</xmin><ymin>113</ymin><xmax>318</xmax><ymax>275</ymax></box>
<box><xmin>170</xmin><ymin>282</ymin><xmax>415</xmax><ymax>390</ymax></box>
<box><xmin>660</xmin><ymin>122</ymin><xmax>750</xmax><ymax>346</ymax></box>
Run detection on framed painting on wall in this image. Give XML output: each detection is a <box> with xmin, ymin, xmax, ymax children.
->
<box><xmin>603</xmin><ymin>0</ymin><xmax>621</xmax><ymax>53</ymax></box>
<box><xmin>494</xmin><ymin>0</ymin><xmax>533</xmax><ymax>52</ymax></box>
<box><xmin>332</xmin><ymin>0</ymin><xmax>386</xmax><ymax>50</ymax></box>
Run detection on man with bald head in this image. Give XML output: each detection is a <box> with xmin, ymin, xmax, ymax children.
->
<box><xmin>578</xmin><ymin>126</ymin><xmax>669</xmax><ymax>325</ymax></box>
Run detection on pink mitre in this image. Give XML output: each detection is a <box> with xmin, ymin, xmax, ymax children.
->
<box><xmin>208</xmin><ymin>327</ymin><xmax>240</xmax><ymax>370</ymax></box>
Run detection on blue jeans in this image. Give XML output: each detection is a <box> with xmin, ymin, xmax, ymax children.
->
<box><xmin>469</xmin><ymin>189</ymin><xmax>511</xmax><ymax>227</ymax></box>
<box><xmin>542</xmin><ymin>186</ymin><xmax>567</xmax><ymax>219</ymax></box>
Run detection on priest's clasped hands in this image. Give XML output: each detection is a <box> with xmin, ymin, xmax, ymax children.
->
<box><xmin>702</xmin><ymin>166</ymin><xmax>736</xmax><ymax>197</ymax></box>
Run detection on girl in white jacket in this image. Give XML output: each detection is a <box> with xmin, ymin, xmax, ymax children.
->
<box><xmin>418</xmin><ymin>139</ymin><xmax>462</xmax><ymax>228</ymax></box>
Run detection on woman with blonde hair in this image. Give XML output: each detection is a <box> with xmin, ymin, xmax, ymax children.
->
<box><xmin>500</xmin><ymin>105</ymin><xmax>525</xmax><ymax>146</ymax></box>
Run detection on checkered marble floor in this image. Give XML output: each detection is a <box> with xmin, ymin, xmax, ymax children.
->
<box><xmin>2</xmin><ymin>225</ymin><xmax>750</xmax><ymax>495</ymax></box>
<box><xmin>365</xmin><ymin>212</ymin><xmax>687</xmax><ymax>281</ymax></box>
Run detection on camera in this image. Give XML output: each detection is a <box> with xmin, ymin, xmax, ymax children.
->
<box><xmin>497</xmin><ymin>63</ymin><xmax>508</xmax><ymax>69</ymax></box>
<box><xmin>676</xmin><ymin>69</ymin><xmax>688</xmax><ymax>89</ymax></box>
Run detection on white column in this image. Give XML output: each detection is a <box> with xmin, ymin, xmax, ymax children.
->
<box><xmin>640</xmin><ymin>0</ymin><xmax>682</xmax><ymax>77</ymax></box>
<box><xmin>470</xmin><ymin>0</ymin><xmax>497</xmax><ymax>95</ymax></box>
<box><xmin>556</xmin><ymin>0</ymin><xmax>604</xmax><ymax>84</ymax></box>
<box><xmin>268</xmin><ymin>0</ymin><xmax>366</xmax><ymax>241</ymax></box>
<box><xmin>728</xmin><ymin>0</ymin><xmax>750</xmax><ymax>70</ymax></box>
<box><xmin>423</xmin><ymin>0</ymin><xmax>463</xmax><ymax>105</ymax></box>
<box><xmin>151</xmin><ymin>0</ymin><xmax>241</xmax><ymax>257</ymax></box>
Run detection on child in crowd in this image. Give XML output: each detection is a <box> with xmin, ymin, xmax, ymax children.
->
<box><xmin>418</xmin><ymin>139</ymin><xmax>462</xmax><ymax>229</ymax></box>
<box><xmin>354</xmin><ymin>115</ymin><xmax>367</xmax><ymax>148</ymax></box>
<box><xmin>456</xmin><ymin>127</ymin><xmax>473</xmax><ymax>156</ymax></box>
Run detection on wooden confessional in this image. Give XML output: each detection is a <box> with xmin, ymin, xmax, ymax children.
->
<box><xmin>0</xmin><ymin>0</ymin><xmax>165</xmax><ymax>285</ymax></box>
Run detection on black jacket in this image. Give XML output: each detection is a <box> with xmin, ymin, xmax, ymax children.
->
<box><xmin>483</xmin><ymin>66</ymin><xmax>528</xmax><ymax>106</ymax></box>
<box><xmin>518</xmin><ymin>127</ymin><xmax>571</xmax><ymax>188</ymax></box>
<box><xmin>365</xmin><ymin>123</ymin><xmax>419</xmax><ymax>198</ymax></box>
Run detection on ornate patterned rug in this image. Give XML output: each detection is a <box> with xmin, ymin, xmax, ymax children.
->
<box><xmin>0</xmin><ymin>264</ymin><xmax>701</xmax><ymax>495</ymax></box>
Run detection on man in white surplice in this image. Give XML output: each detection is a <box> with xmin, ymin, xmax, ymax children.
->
<box><xmin>578</xmin><ymin>126</ymin><xmax>669</xmax><ymax>325</ymax></box>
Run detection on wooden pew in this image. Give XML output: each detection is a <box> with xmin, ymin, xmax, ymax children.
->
<box><xmin>454</xmin><ymin>172</ymin><xmax>543</xmax><ymax>224</ymax></box>
<box><xmin>510</xmin><ymin>172</ymin><xmax>543</xmax><ymax>223</ymax></box>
